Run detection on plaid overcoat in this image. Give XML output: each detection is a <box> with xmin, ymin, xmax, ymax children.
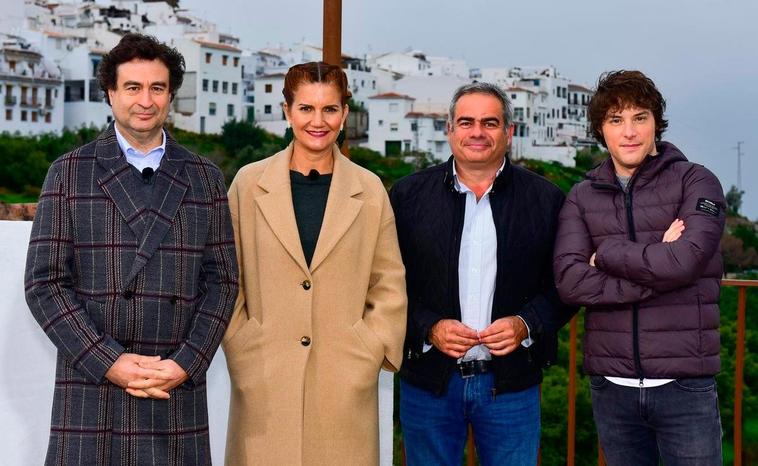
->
<box><xmin>25</xmin><ymin>124</ymin><xmax>238</xmax><ymax>465</ymax></box>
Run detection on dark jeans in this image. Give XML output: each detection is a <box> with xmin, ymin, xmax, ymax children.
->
<box><xmin>590</xmin><ymin>376</ymin><xmax>722</xmax><ymax>466</ymax></box>
<box><xmin>400</xmin><ymin>372</ymin><xmax>540</xmax><ymax>466</ymax></box>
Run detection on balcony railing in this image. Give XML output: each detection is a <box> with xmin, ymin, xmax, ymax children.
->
<box><xmin>561</xmin><ymin>279</ymin><xmax>754</xmax><ymax>465</ymax></box>
<box><xmin>401</xmin><ymin>279</ymin><xmax>757</xmax><ymax>465</ymax></box>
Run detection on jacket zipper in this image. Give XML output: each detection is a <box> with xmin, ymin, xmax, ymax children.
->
<box><xmin>623</xmin><ymin>186</ymin><xmax>644</xmax><ymax>383</ymax></box>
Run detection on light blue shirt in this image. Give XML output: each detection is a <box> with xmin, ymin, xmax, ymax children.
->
<box><xmin>424</xmin><ymin>157</ymin><xmax>532</xmax><ymax>361</ymax></box>
<box><xmin>114</xmin><ymin>124</ymin><xmax>166</xmax><ymax>172</ymax></box>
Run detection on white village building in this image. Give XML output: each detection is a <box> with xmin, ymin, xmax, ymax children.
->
<box><xmin>10</xmin><ymin>0</ymin><xmax>244</xmax><ymax>134</ymax></box>
<box><xmin>0</xmin><ymin>33</ymin><xmax>64</xmax><ymax>135</ymax></box>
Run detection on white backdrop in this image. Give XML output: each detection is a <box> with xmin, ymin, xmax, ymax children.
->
<box><xmin>0</xmin><ymin>221</ymin><xmax>394</xmax><ymax>466</ymax></box>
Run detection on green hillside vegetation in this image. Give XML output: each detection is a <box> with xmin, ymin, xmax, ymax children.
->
<box><xmin>1</xmin><ymin>123</ymin><xmax>756</xmax><ymax>463</ymax></box>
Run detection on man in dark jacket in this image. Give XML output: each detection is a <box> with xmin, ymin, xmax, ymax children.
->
<box><xmin>553</xmin><ymin>70</ymin><xmax>725</xmax><ymax>466</ymax></box>
<box><xmin>391</xmin><ymin>82</ymin><xmax>575</xmax><ymax>466</ymax></box>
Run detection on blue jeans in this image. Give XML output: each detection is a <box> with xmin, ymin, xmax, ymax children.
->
<box><xmin>590</xmin><ymin>376</ymin><xmax>722</xmax><ymax>466</ymax></box>
<box><xmin>400</xmin><ymin>371</ymin><xmax>540</xmax><ymax>466</ymax></box>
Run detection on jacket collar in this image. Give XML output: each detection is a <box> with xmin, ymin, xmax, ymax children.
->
<box><xmin>587</xmin><ymin>141</ymin><xmax>688</xmax><ymax>188</ymax></box>
<box><xmin>442</xmin><ymin>153</ymin><xmax>513</xmax><ymax>194</ymax></box>
<box><xmin>255</xmin><ymin>143</ymin><xmax>364</xmax><ymax>275</ymax></box>
<box><xmin>95</xmin><ymin>123</ymin><xmax>190</xmax><ymax>286</ymax></box>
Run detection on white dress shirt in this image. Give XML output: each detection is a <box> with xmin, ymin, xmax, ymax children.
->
<box><xmin>455</xmin><ymin>162</ymin><xmax>500</xmax><ymax>362</ymax></box>
<box><xmin>114</xmin><ymin>124</ymin><xmax>166</xmax><ymax>172</ymax></box>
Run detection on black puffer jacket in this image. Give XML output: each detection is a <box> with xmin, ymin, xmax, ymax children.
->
<box><xmin>554</xmin><ymin>142</ymin><xmax>726</xmax><ymax>378</ymax></box>
<box><xmin>391</xmin><ymin>156</ymin><xmax>576</xmax><ymax>395</ymax></box>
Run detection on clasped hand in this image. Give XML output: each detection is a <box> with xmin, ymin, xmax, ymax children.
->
<box><xmin>429</xmin><ymin>317</ymin><xmax>527</xmax><ymax>359</ymax></box>
<box><xmin>105</xmin><ymin>353</ymin><xmax>189</xmax><ymax>400</ymax></box>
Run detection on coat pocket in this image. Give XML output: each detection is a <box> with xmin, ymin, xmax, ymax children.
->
<box><xmin>352</xmin><ymin>319</ymin><xmax>385</xmax><ymax>364</ymax></box>
<box><xmin>223</xmin><ymin>316</ymin><xmax>262</xmax><ymax>356</ymax></box>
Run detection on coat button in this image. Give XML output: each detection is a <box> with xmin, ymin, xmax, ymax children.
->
<box><xmin>122</xmin><ymin>290</ymin><xmax>134</xmax><ymax>300</ymax></box>
<box><xmin>301</xmin><ymin>280</ymin><xmax>312</xmax><ymax>290</ymax></box>
<box><xmin>300</xmin><ymin>336</ymin><xmax>311</xmax><ymax>346</ymax></box>
<box><xmin>170</xmin><ymin>296</ymin><xmax>178</xmax><ymax>305</ymax></box>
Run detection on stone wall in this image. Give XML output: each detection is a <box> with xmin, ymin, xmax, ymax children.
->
<box><xmin>0</xmin><ymin>203</ymin><xmax>37</xmax><ymax>220</ymax></box>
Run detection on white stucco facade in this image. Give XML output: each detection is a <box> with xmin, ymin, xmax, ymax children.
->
<box><xmin>1</xmin><ymin>33</ymin><xmax>64</xmax><ymax>135</ymax></box>
<box><xmin>172</xmin><ymin>39</ymin><xmax>243</xmax><ymax>134</ymax></box>
<box><xmin>366</xmin><ymin>93</ymin><xmax>415</xmax><ymax>155</ymax></box>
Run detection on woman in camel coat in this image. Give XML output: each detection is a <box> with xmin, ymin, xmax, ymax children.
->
<box><xmin>223</xmin><ymin>62</ymin><xmax>407</xmax><ymax>465</ymax></box>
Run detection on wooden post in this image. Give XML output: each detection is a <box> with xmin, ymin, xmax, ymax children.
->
<box><xmin>568</xmin><ymin>315</ymin><xmax>578</xmax><ymax>466</ymax></box>
<box><xmin>734</xmin><ymin>285</ymin><xmax>747</xmax><ymax>466</ymax></box>
<box><xmin>322</xmin><ymin>0</ymin><xmax>349</xmax><ymax>156</ymax></box>
<box><xmin>322</xmin><ymin>0</ymin><xmax>341</xmax><ymax>66</ymax></box>
<box><xmin>466</xmin><ymin>424</ymin><xmax>476</xmax><ymax>466</ymax></box>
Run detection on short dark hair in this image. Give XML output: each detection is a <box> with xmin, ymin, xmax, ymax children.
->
<box><xmin>588</xmin><ymin>70</ymin><xmax>668</xmax><ymax>147</ymax></box>
<box><xmin>282</xmin><ymin>61</ymin><xmax>351</xmax><ymax>106</ymax></box>
<box><xmin>448</xmin><ymin>82</ymin><xmax>513</xmax><ymax>131</ymax></box>
<box><xmin>97</xmin><ymin>33</ymin><xmax>185</xmax><ymax>106</ymax></box>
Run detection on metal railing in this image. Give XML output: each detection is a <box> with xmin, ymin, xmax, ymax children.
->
<box><xmin>565</xmin><ymin>279</ymin><xmax>756</xmax><ymax>466</ymax></box>
<box><xmin>400</xmin><ymin>279</ymin><xmax>757</xmax><ymax>465</ymax></box>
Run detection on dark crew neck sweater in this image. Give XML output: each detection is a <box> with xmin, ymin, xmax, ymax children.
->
<box><xmin>290</xmin><ymin>170</ymin><xmax>332</xmax><ymax>267</ymax></box>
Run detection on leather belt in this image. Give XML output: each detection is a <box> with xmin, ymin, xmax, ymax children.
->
<box><xmin>457</xmin><ymin>359</ymin><xmax>491</xmax><ymax>379</ymax></box>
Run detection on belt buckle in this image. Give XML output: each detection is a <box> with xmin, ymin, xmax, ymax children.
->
<box><xmin>458</xmin><ymin>361</ymin><xmax>475</xmax><ymax>379</ymax></box>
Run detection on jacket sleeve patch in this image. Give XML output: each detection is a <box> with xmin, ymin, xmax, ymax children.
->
<box><xmin>696</xmin><ymin>198</ymin><xmax>720</xmax><ymax>217</ymax></box>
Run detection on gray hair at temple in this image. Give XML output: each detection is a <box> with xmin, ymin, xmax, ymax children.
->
<box><xmin>448</xmin><ymin>82</ymin><xmax>513</xmax><ymax>132</ymax></box>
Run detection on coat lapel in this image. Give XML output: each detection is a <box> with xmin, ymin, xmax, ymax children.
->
<box><xmin>309</xmin><ymin>147</ymin><xmax>363</xmax><ymax>272</ymax></box>
<box><xmin>95</xmin><ymin>124</ymin><xmax>147</xmax><ymax>240</ymax></box>
<box><xmin>255</xmin><ymin>145</ymin><xmax>310</xmax><ymax>276</ymax></box>
<box><xmin>124</xmin><ymin>134</ymin><xmax>189</xmax><ymax>285</ymax></box>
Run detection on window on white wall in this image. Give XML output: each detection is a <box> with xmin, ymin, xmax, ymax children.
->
<box><xmin>390</xmin><ymin>123</ymin><xmax>398</xmax><ymax>132</ymax></box>
<box><xmin>389</xmin><ymin>103</ymin><xmax>399</xmax><ymax>112</ymax></box>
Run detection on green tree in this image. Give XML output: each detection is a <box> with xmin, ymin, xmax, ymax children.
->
<box><xmin>574</xmin><ymin>145</ymin><xmax>606</xmax><ymax>171</ymax></box>
<box><xmin>221</xmin><ymin>119</ymin><xmax>274</xmax><ymax>154</ymax></box>
<box><xmin>727</xmin><ymin>185</ymin><xmax>745</xmax><ymax>216</ymax></box>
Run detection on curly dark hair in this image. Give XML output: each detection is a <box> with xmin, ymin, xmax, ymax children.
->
<box><xmin>588</xmin><ymin>70</ymin><xmax>668</xmax><ymax>148</ymax></box>
<box><xmin>282</xmin><ymin>61</ymin><xmax>351</xmax><ymax>106</ymax></box>
<box><xmin>97</xmin><ymin>33</ymin><xmax>185</xmax><ymax>106</ymax></box>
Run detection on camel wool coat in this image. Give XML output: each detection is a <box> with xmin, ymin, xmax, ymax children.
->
<box><xmin>223</xmin><ymin>144</ymin><xmax>407</xmax><ymax>465</ymax></box>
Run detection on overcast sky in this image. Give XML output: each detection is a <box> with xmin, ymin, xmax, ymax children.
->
<box><xmin>182</xmin><ymin>0</ymin><xmax>758</xmax><ymax>220</ymax></box>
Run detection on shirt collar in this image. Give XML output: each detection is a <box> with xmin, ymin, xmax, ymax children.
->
<box><xmin>113</xmin><ymin>123</ymin><xmax>166</xmax><ymax>157</ymax></box>
<box><xmin>452</xmin><ymin>157</ymin><xmax>506</xmax><ymax>194</ymax></box>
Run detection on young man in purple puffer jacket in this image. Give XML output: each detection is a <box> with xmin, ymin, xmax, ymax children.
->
<box><xmin>553</xmin><ymin>70</ymin><xmax>726</xmax><ymax>466</ymax></box>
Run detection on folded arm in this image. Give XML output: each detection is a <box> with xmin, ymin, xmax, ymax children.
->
<box><xmin>595</xmin><ymin>166</ymin><xmax>726</xmax><ymax>291</ymax></box>
<box><xmin>554</xmin><ymin>190</ymin><xmax>657</xmax><ymax>306</ymax></box>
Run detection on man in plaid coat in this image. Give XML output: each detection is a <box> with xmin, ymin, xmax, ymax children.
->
<box><xmin>24</xmin><ymin>33</ymin><xmax>238</xmax><ymax>465</ymax></box>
